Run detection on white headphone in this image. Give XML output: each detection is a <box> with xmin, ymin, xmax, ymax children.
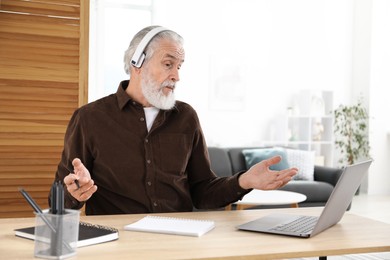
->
<box><xmin>131</xmin><ymin>26</ymin><xmax>168</xmax><ymax>68</ymax></box>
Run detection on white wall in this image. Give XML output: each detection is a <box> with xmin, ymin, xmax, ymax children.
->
<box><xmin>367</xmin><ymin>0</ymin><xmax>390</xmax><ymax>195</ymax></box>
<box><xmin>350</xmin><ymin>0</ymin><xmax>372</xmax><ymax>193</ymax></box>
<box><xmin>153</xmin><ymin>0</ymin><xmax>354</xmax><ymax>147</ymax></box>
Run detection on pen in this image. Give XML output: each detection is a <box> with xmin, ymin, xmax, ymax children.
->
<box><xmin>19</xmin><ymin>187</ymin><xmax>58</xmax><ymax>233</ymax></box>
<box><xmin>57</xmin><ymin>182</ymin><xmax>64</xmax><ymax>215</ymax></box>
<box><xmin>50</xmin><ymin>183</ymin><xmax>57</xmax><ymax>214</ymax></box>
<box><xmin>65</xmin><ymin>165</ymin><xmax>80</xmax><ymax>190</ymax></box>
<box><xmin>50</xmin><ymin>181</ymin><xmax>65</xmax><ymax>215</ymax></box>
<box><xmin>74</xmin><ymin>179</ymin><xmax>80</xmax><ymax>189</ymax></box>
<box><xmin>19</xmin><ymin>187</ymin><xmax>46</xmax><ymax>215</ymax></box>
<box><xmin>18</xmin><ymin>187</ymin><xmax>73</xmax><ymax>252</ymax></box>
<box><xmin>51</xmin><ymin>181</ymin><xmax>65</xmax><ymax>255</ymax></box>
<box><xmin>51</xmin><ymin>181</ymin><xmax>65</xmax><ymax>215</ymax></box>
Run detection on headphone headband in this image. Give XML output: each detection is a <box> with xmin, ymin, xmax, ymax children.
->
<box><xmin>131</xmin><ymin>26</ymin><xmax>168</xmax><ymax>68</ymax></box>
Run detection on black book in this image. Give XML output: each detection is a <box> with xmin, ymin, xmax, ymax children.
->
<box><xmin>15</xmin><ymin>221</ymin><xmax>119</xmax><ymax>247</ymax></box>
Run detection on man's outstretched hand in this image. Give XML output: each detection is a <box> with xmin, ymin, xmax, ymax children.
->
<box><xmin>238</xmin><ymin>155</ymin><xmax>298</xmax><ymax>190</ymax></box>
<box><xmin>63</xmin><ymin>158</ymin><xmax>98</xmax><ymax>202</ymax></box>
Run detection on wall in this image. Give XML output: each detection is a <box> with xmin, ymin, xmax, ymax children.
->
<box><xmin>367</xmin><ymin>0</ymin><xmax>390</xmax><ymax>195</ymax></box>
<box><xmin>153</xmin><ymin>0</ymin><xmax>354</xmax><ymax>148</ymax></box>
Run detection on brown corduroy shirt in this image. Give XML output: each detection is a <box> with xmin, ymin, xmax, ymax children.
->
<box><xmin>50</xmin><ymin>80</ymin><xmax>249</xmax><ymax>215</ymax></box>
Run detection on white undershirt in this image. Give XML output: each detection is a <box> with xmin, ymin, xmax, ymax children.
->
<box><xmin>143</xmin><ymin>107</ymin><xmax>160</xmax><ymax>132</ymax></box>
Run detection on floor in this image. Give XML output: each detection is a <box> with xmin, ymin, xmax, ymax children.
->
<box><xmin>290</xmin><ymin>194</ymin><xmax>390</xmax><ymax>260</ymax></box>
<box><xmin>348</xmin><ymin>194</ymin><xmax>390</xmax><ymax>224</ymax></box>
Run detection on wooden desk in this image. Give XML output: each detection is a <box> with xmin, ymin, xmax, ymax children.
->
<box><xmin>1</xmin><ymin>207</ymin><xmax>390</xmax><ymax>259</ymax></box>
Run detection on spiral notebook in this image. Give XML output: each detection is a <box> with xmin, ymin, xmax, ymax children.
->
<box><xmin>124</xmin><ymin>216</ymin><xmax>215</xmax><ymax>237</ymax></box>
<box><xmin>15</xmin><ymin>221</ymin><xmax>119</xmax><ymax>247</ymax></box>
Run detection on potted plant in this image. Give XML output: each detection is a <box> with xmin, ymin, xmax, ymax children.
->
<box><xmin>333</xmin><ymin>99</ymin><xmax>371</xmax><ymax>166</ymax></box>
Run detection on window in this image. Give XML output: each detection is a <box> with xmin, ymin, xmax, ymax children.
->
<box><xmin>89</xmin><ymin>0</ymin><xmax>153</xmax><ymax>102</ymax></box>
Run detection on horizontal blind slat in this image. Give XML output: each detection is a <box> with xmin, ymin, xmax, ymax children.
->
<box><xmin>0</xmin><ymin>66</ymin><xmax>79</xmax><ymax>82</ymax></box>
<box><xmin>0</xmin><ymin>20</ymin><xmax>79</xmax><ymax>38</ymax></box>
<box><xmin>0</xmin><ymin>100</ymin><xmax>77</xmax><ymax>109</ymax></box>
<box><xmin>1</xmin><ymin>0</ymin><xmax>80</xmax><ymax>18</ymax></box>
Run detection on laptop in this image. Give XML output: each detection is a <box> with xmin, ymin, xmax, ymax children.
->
<box><xmin>237</xmin><ymin>159</ymin><xmax>372</xmax><ymax>238</ymax></box>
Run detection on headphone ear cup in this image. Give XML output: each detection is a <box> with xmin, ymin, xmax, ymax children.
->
<box><xmin>132</xmin><ymin>53</ymin><xmax>145</xmax><ymax>68</ymax></box>
<box><xmin>131</xmin><ymin>27</ymin><xmax>167</xmax><ymax>68</ymax></box>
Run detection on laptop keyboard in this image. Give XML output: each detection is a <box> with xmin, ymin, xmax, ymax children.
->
<box><xmin>270</xmin><ymin>216</ymin><xmax>318</xmax><ymax>234</ymax></box>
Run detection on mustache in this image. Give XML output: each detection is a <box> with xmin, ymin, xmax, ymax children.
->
<box><xmin>161</xmin><ymin>81</ymin><xmax>176</xmax><ymax>89</ymax></box>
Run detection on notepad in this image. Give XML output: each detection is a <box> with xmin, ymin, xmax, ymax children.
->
<box><xmin>124</xmin><ymin>216</ymin><xmax>215</xmax><ymax>237</ymax></box>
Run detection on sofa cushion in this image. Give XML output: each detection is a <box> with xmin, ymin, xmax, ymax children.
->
<box><xmin>242</xmin><ymin>147</ymin><xmax>289</xmax><ymax>171</ymax></box>
<box><xmin>227</xmin><ymin>146</ymin><xmax>275</xmax><ymax>173</ymax></box>
<box><xmin>284</xmin><ymin>148</ymin><xmax>315</xmax><ymax>181</ymax></box>
<box><xmin>279</xmin><ymin>180</ymin><xmax>334</xmax><ymax>202</ymax></box>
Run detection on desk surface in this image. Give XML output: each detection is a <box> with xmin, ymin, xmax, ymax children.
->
<box><xmin>1</xmin><ymin>207</ymin><xmax>390</xmax><ymax>260</ymax></box>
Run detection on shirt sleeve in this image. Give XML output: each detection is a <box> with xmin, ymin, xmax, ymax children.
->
<box><xmin>187</xmin><ymin>122</ymin><xmax>250</xmax><ymax>210</ymax></box>
<box><xmin>49</xmin><ymin>108</ymin><xmax>92</xmax><ymax>209</ymax></box>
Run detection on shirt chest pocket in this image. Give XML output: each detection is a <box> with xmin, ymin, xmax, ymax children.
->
<box><xmin>157</xmin><ymin>134</ymin><xmax>192</xmax><ymax>173</ymax></box>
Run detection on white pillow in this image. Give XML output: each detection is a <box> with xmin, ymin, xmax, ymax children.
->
<box><xmin>285</xmin><ymin>149</ymin><xmax>315</xmax><ymax>181</ymax></box>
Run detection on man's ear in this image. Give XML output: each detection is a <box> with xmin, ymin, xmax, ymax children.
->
<box><xmin>131</xmin><ymin>66</ymin><xmax>142</xmax><ymax>75</ymax></box>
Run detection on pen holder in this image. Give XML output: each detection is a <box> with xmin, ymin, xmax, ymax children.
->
<box><xmin>34</xmin><ymin>209</ymin><xmax>80</xmax><ymax>260</ymax></box>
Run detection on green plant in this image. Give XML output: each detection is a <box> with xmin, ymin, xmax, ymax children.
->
<box><xmin>333</xmin><ymin>99</ymin><xmax>371</xmax><ymax>166</ymax></box>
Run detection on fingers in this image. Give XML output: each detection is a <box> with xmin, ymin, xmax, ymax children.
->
<box><xmin>275</xmin><ymin>168</ymin><xmax>298</xmax><ymax>180</ymax></box>
<box><xmin>261</xmin><ymin>167</ymin><xmax>297</xmax><ymax>190</ymax></box>
<box><xmin>63</xmin><ymin>173</ymin><xmax>97</xmax><ymax>202</ymax></box>
<box><xmin>64</xmin><ymin>174</ymin><xmax>79</xmax><ymax>191</ymax></box>
<box><xmin>269</xmin><ymin>174</ymin><xmax>290</xmax><ymax>189</ymax></box>
<box><xmin>72</xmin><ymin>158</ymin><xmax>91</xmax><ymax>182</ymax></box>
<box><xmin>72</xmin><ymin>158</ymin><xmax>82</xmax><ymax>168</ymax></box>
<box><xmin>277</xmin><ymin>174</ymin><xmax>293</xmax><ymax>188</ymax></box>
<box><xmin>274</xmin><ymin>168</ymin><xmax>298</xmax><ymax>188</ymax></box>
<box><xmin>72</xmin><ymin>158</ymin><xmax>89</xmax><ymax>175</ymax></box>
<box><xmin>73</xmin><ymin>179</ymin><xmax>98</xmax><ymax>202</ymax></box>
<box><xmin>263</xmin><ymin>155</ymin><xmax>282</xmax><ymax>168</ymax></box>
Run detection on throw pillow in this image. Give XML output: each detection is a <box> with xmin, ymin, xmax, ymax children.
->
<box><xmin>242</xmin><ymin>148</ymin><xmax>290</xmax><ymax>171</ymax></box>
<box><xmin>285</xmin><ymin>148</ymin><xmax>315</xmax><ymax>181</ymax></box>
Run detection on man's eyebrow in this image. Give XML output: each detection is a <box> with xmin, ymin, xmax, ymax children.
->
<box><xmin>164</xmin><ymin>54</ymin><xmax>184</xmax><ymax>63</ymax></box>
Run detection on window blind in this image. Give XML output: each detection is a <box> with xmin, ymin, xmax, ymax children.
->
<box><xmin>0</xmin><ymin>0</ymin><xmax>89</xmax><ymax>217</ymax></box>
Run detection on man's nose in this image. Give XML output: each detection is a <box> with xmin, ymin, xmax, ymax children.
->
<box><xmin>170</xmin><ymin>68</ymin><xmax>180</xmax><ymax>82</ymax></box>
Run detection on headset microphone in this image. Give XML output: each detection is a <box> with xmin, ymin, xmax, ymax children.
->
<box><xmin>131</xmin><ymin>26</ymin><xmax>168</xmax><ymax>68</ymax></box>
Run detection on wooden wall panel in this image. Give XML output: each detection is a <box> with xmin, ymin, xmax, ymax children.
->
<box><xmin>0</xmin><ymin>0</ymin><xmax>89</xmax><ymax>218</ymax></box>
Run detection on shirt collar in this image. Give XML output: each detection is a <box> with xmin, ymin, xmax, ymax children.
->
<box><xmin>116</xmin><ymin>80</ymin><xmax>132</xmax><ymax>110</ymax></box>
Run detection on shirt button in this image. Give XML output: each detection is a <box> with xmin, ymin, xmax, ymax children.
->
<box><xmin>140</xmin><ymin>117</ymin><xmax>145</xmax><ymax>122</ymax></box>
<box><xmin>147</xmin><ymin>159</ymin><xmax>151</xmax><ymax>164</ymax></box>
<box><xmin>153</xmin><ymin>202</ymin><xmax>158</xmax><ymax>207</ymax></box>
<box><xmin>145</xmin><ymin>138</ymin><xmax>149</xmax><ymax>143</ymax></box>
<box><xmin>147</xmin><ymin>181</ymin><xmax>152</xmax><ymax>186</ymax></box>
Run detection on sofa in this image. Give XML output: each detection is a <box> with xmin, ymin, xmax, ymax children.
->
<box><xmin>207</xmin><ymin>146</ymin><xmax>344</xmax><ymax>209</ymax></box>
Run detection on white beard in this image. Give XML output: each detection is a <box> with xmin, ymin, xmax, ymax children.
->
<box><xmin>141</xmin><ymin>75</ymin><xmax>176</xmax><ymax>110</ymax></box>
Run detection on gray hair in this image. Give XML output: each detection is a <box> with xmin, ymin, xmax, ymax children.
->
<box><xmin>124</xmin><ymin>25</ymin><xmax>184</xmax><ymax>75</ymax></box>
